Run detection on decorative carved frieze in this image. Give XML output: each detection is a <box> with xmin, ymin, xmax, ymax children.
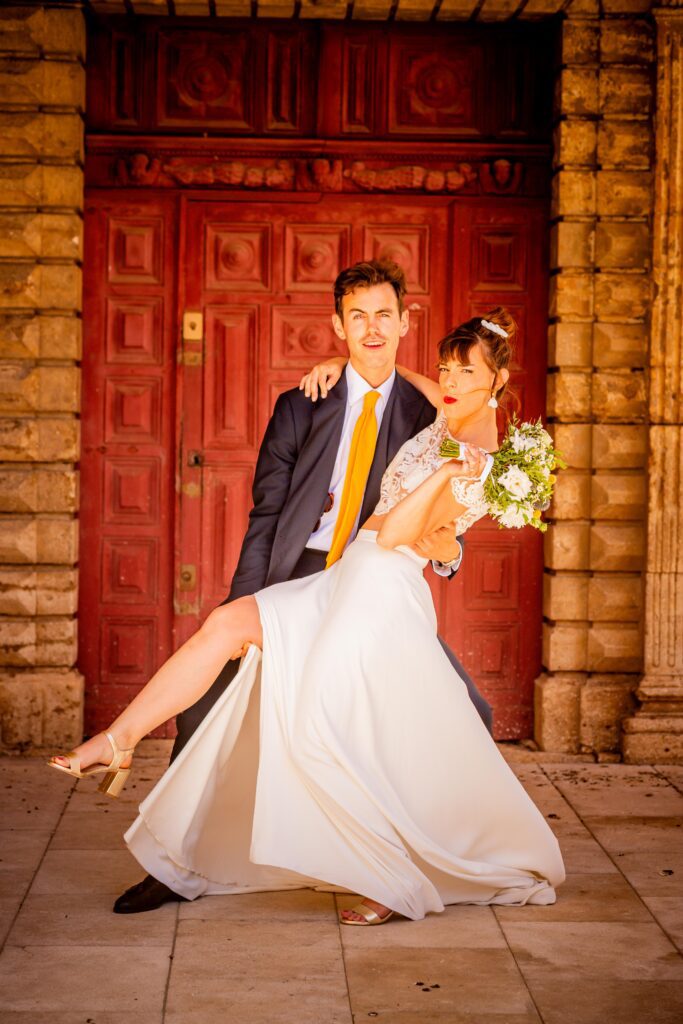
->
<box><xmin>479</xmin><ymin>159</ymin><xmax>524</xmax><ymax>195</ymax></box>
<box><xmin>162</xmin><ymin>157</ymin><xmax>295</xmax><ymax>189</ymax></box>
<box><xmin>345</xmin><ymin>161</ymin><xmax>476</xmax><ymax>192</ymax></box>
<box><xmin>110</xmin><ymin>149</ymin><xmax>530</xmax><ymax>195</ymax></box>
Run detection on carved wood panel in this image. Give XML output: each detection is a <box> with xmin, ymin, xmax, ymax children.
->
<box><xmin>284</xmin><ymin>224</ymin><xmax>352</xmax><ymax>292</ymax></box>
<box><xmin>203</xmin><ymin>306</ymin><xmax>258</xmax><ymax>450</ymax></box>
<box><xmin>80</xmin><ymin>196</ymin><xmax>177</xmax><ymax>736</ymax></box>
<box><xmin>106</xmin><ymin>298</ymin><xmax>163</xmax><ymax>365</ymax></box>
<box><xmin>86</xmin><ymin>19</ymin><xmax>554</xmax><ymax>142</ymax></box>
<box><xmin>108</xmin><ymin>216</ymin><xmax>164</xmax><ymax>285</ymax></box>
<box><xmin>270</xmin><ymin>307</ymin><xmax>346</xmax><ymax>369</ymax></box>
<box><xmin>341</xmin><ymin>38</ymin><xmax>375</xmax><ymax>135</ymax></box>
<box><xmin>200</xmin><ymin>466</ymin><xmax>254</xmax><ymax>610</ymax></box>
<box><xmin>388</xmin><ymin>38</ymin><xmax>483</xmax><ymax>137</ymax></box>
<box><xmin>205</xmin><ymin>224</ymin><xmax>271</xmax><ymax>291</ymax></box>
<box><xmin>157</xmin><ymin>30</ymin><xmax>254</xmax><ymax>131</ymax></box>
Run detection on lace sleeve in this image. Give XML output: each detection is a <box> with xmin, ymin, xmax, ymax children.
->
<box><xmin>373</xmin><ymin>418</ymin><xmax>493</xmax><ymax>538</ymax></box>
<box><xmin>373</xmin><ymin>422</ymin><xmax>444</xmax><ymax>516</ymax></box>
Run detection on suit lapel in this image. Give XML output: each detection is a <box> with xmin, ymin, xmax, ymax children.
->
<box><xmin>292</xmin><ymin>374</ymin><xmax>348</xmax><ymax>494</ymax></box>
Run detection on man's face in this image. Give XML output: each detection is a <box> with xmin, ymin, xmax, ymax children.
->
<box><xmin>332</xmin><ymin>282</ymin><xmax>409</xmax><ymax>381</ymax></box>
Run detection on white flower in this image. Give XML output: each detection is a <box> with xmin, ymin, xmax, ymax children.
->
<box><xmin>498</xmin><ymin>506</ymin><xmax>527</xmax><ymax>528</ymax></box>
<box><xmin>498</xmin><ymin>465</ymin><xmax>533</xmax><ymax>499</ymax></box>
<box><xmin>510</xmin><ymin>430</ymin><xmax>535</xmax><ymax>454</ymax></box>
<box><xmin>510</xmin><ymin>430</ymin><xmax>524</xmax><ymax>453</ymax></box>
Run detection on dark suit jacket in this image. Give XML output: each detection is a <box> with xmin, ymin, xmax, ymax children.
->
<box><xmin>227</xmin><ymin>373</ymin><xmax>438</xmax><ymax>601</ymax></box>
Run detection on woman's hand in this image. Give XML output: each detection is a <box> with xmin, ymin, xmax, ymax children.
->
<box><xmin>442</xmin><ymin>446</ymin><xmax>488</xmax><ymax>481</ymax></box>
<box><xmin>299</xmin><ymin>358</ymin><xmax>346</xmax><ymax>401</ymax></box>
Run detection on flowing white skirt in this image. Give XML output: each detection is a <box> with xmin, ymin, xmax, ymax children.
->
<box><xmin>125</xmin><ymin>530</ymin><xmax>565</xmax><ymax>920</ymax></box>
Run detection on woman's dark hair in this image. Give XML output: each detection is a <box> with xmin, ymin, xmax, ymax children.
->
<box><xmin>333</xmin><ymin>260</ymin><xmax>407</xmax><ymax>319</ymax></box>
<box><xmin>437</xmin><ymin>307</ymin><xmax>517</xmax><ymax>406</ymax></box>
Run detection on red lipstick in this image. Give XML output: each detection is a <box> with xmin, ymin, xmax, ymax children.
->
<box><xmin>443</xmin><ymin>396</ymin><xmax>457</xmax><ymax>405</ymax></box>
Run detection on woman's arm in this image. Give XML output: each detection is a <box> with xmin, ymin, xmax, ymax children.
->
<box><xmin>395</xmin><ymin>364</ymin><xmax>441</xmax><ymax>410</ymax></box>
<box><xmin>298</xmin><ymin>359</ymin><xmax>441</xmax><ymax>408</ymax></box>
<box><xmin>377</xmin><ymin>448</ymin><xmax>487</xmax><ymax>550</ymax></box>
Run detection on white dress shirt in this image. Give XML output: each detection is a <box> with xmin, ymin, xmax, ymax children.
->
<box><xmin>306</xmin><ymin>363</ymin><xmax>395</xmax><ymax>552</ymax></box>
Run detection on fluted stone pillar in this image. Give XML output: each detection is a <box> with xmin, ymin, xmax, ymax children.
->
<box><xmin>535</xmin><ymin>2</ymin><xmax>654</xmax><ymax>757</ymax></box>
<box><xmin>623</xmin><ymin>5</ymin><xmax>683</xmax><ymax>763</ymax></box>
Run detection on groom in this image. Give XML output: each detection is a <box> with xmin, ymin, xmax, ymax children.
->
<box><xmin>114</xmin><ymin>258</ymin><xmax>492</xmax><ymax>914</ymax></box>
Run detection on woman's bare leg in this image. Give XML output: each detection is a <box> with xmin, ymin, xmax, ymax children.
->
<box><xmin>53</xmin><ymin>597</ymin><xmax>262</xmax><ymax>770</ymax></box>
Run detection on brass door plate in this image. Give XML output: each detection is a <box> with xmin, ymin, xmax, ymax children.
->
<box><xmin>182</xmin><ymin>311</ymin><xmax>203</xmax><ymax>340</ymax></box>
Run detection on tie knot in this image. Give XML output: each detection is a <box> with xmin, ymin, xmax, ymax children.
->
<box><xmin>363</xmin><ymin>390</ymin><xmax>380</xmax><ymax>412</ymax></box>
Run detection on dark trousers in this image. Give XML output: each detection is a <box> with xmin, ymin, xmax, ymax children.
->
<box><xmin>171</xmin><ymin>548</ymin><xmax>492</xmax><ymax>763</ymax></box>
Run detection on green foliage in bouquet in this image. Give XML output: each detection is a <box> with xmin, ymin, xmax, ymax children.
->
<box><xmin>439</xmin><ymin>419</ymin><xmax>566</xmax><ymax>532</ymax></box>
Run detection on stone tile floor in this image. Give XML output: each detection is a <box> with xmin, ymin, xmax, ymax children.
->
<box><xmin>1</xmin><ymin>743</ymin><xmax>682</xmax><ymax>1023</ymax></box>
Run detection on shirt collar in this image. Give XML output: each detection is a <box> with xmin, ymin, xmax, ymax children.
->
<box><xmin>345</xmin><ymin>362</ymin><xmax>396</xmax><ymax>408</ymax></box>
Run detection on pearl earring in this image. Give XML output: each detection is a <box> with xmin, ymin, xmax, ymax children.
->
<box><xmin>487</xmin><ymin>393</ymin><xmax>498</xmax><ymax>409</ymax></box>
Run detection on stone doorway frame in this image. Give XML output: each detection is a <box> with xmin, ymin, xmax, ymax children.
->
<box><xmin>0</xmin><ymin>0</ymin><xmax>678</xmax><ymax>763</ymax></box>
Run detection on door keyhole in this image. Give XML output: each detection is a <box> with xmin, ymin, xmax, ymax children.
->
<box><xmin>187</xmin><ymin>451</ymin><xmax>203</xmax><ymax>467</ymax></box>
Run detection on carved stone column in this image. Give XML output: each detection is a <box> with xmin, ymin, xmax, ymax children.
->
<box><xmin>623</xmin><ymin>5</ymin><xmax>683</xmax><ymax>763</ymax></box>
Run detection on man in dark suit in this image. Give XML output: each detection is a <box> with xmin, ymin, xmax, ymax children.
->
<box><xmin>114</xmin><ymin>259</ymin><xmax>492</xmax><ymax>914</ymax></box>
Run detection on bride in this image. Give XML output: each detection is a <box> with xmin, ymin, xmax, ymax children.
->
<box><xmin>49</xmin><ymin>307</ymin><xmax>565</xmax><ymax>925</ymax></box>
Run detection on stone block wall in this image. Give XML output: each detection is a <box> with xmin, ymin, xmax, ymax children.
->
<box><xmin>1</xmin><ymin>0</ymin><xmax>672</xmax><ymax>760</ymax></box>
<box><xmin>0</xmin><ymin>4</ymin><xmax>85</xmax><ymax>750</ymax></box>
<box><xmin>536</xmin><ymin>0</ymin><xmax>655</xmax><ymax>756</ymax></box>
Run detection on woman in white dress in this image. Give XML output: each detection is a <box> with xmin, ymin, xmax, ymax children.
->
<box><xmin>49</xmin><ymin>307</ymin><xmax>565</xmax><ymax>926</ymax></box>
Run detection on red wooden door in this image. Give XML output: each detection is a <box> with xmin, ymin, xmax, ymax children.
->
<box><xmin>80</xmin><ymin>196</ymin><xmax>178</xmax><ymax>736</ymax></box>
<box><xmin>175</xmin><ymin>195</ymin><xmax>451</xmax><ymax>643</ymax></box>
<box><xmin>80</xmin><ymin>191</ymin><xmax>547</xmax><ymax>739</ymax></box>
<box><xmin>174</xmin><ymin>195</ymin><xmax>547</xmax><ymax>738</ymax></box>
<box><xmin>443</xmin><ymin>201</ymin><xmax>549</xmax><ymax>738</ymax></box>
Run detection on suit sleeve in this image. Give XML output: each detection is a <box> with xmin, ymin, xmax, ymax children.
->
<box><xmin>225</xmin><ymin>393</ymin><xmax>301</xmax><ymax>603</ymax></box>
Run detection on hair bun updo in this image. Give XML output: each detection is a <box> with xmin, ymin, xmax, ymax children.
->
<box><xmin>479</xmin><ymin>306</ymin><xmax>516</xmax><ymax>347</ymax></box>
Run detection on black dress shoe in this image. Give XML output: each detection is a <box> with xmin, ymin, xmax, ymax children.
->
<box><xmin>113</xmin><ymin>874</ymin><xmax>188</xmax><ymax>914</ymax></box>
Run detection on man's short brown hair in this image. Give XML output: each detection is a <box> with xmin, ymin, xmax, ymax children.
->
<box><xmin>333</xmin><ymin>259</ymin><xmax>407</xmax><ymax>319</ymax></box>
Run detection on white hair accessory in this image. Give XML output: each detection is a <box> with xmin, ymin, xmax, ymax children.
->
<box><xmin>481</xmin><ymin>319</ymin><xmax>508</xmax><ymax>339</ymax></box>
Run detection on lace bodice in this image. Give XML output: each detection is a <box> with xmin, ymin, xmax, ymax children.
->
<box><xmin>374</xmin><ymin>413</ymin><xmax>493</xmax><ymax>536</ymax></box>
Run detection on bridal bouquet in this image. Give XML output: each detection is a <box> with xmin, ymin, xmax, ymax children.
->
<box><xmin>440</xmin><ymin>419</ymin><xmax>565</xmax><ymax>532</ymax></box>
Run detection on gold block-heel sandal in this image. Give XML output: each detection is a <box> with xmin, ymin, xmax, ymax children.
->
<box><xmin>47</xmin><ymin>730</ymin><xmax>134</xmax><ymax>798</ymax></box>
<box><xmin>340</xmin><ymin>903</ymin><xmax>395</xmax><ymax>927</ymax></box>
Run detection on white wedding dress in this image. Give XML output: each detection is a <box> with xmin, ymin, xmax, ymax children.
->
<box><xmin>125</xmin><ymin>415</ymin><xmax>565</xmax><ymax>919</ymax></box>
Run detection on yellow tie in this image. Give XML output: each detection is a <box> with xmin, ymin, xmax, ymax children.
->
<box><xmin>326</xmin><ymin>390</ymin><xmax>381</xmax><ymax>568</ymax></box>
